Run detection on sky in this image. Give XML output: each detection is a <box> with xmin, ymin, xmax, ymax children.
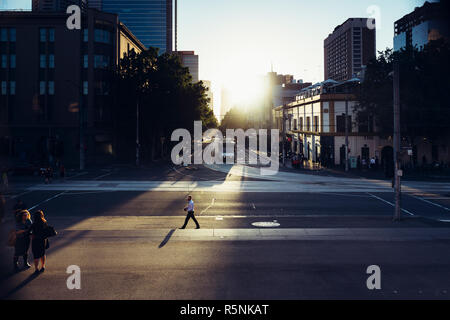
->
<box><xmin>177</xmin><ymin>0</ymin><xmax>431</xmax><ymax>117</ymax></box>
<box><xmin>2</xmin><ymin>0</ymin><xmax>432</xmax><ymax>117</ymax></box>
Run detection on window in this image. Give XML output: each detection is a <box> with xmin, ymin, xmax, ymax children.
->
<box><xmin>314</xmin><ymin>116</ymin><xmax>319</xmax><ymax>132</ymax></box>
<box><xmin>10</xmin><ymin>29</ymin><xmax>16</xmax><ymax>42</ymax></box>
<box><xmin>48</xmin><ymin>81</ymin><xmax>55</xmax><ymax>95</ymax></box>
<box><xmin>83</xmin><ymin>81</ymin><xmax>88</xmax><ymax>95</ymax></box>
<box><xmin>39</xmin><ymin>81</ymin><xmax>46</xmax><ymax>95</ymax></box>
<box><xmin>10</xmin><ymin>81</ymin><xmax>15</xmax><ymax>95</ymax></box>
<box><xmin>1</xmin><ymin>81</ymin><xmax>6</xmax><ymax>95</ymax></box>
<box><xmin>49</xmin><ymin>54</ymin><xmax>55</xmax><ymax>68</ymax></box>
<box><xmin>83</xmin><ymin>29</ymin><xmax>88</xmax><ymax>42</ymax></box>
<box><xmin>40</xmin><ymin>28</ymin><xmax>47</xmax><ymax>42</ymax></box>
<box><xmin>83</xmin><ymin>55</ymin><xmax>88</xmax><ymax>68</ymax></box>
<box><xmin>94</xmin><ymin>29</ymin><xmax>111</xmax><ymax>44</ymax></box>
<box><xmin>306</xmin><ymin>117</ymin><xmax>311</xmax><ymax>131</ymax></box>
<box><xmin>94</xmin><ymin>55</ymin><xmax>109</xmax><ymax>68</ymax></box>
<box><xmin>336</xmin><ymin>115</ymin><xmax>352</xmax><ymax>133</ymax></box>
<box><xmin>299</xmin><ymin>117</ymin><xmax>303</xmax><ymax>131</ymax></box>
<box><xmin>49</xmin><ymin>28</ymin><xmax>55</xmax><ymax>42</ymax></box>
<box><xmin>10</xmin><ymin>55</ymin><xmax>16</xmax><ymax>68</ymax></box>
<box><xmin>0</xmin><ymin>29</ymin><xmax>7</xmax><ymax>42</ymax></box>
<box><xmin>40</xmin><ymin>54</ymin><xmax>46</xmax><ymax>68</ymax></box>
<box><xmin>1</xmin><ymin>55</ymin><xmax>6</xmax><ymax>68</ymax></box>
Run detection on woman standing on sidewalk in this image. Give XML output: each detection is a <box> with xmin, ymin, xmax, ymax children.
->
<box><xmin>13</xmin><ymin>210</ymin><xmax>32</xmax><ymax>272</ymax></box>
<box><xmin>31</xmin><ymin>210</ymin><xmax>49</xmax><ymax>274</ymax></box>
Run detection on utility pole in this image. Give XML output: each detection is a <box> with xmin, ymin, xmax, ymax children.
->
<box><xmin>136</xmin><ymin>99</ymin><xmax>140</xmax><ymax>167</ymax></box>
<box><xmin>344</xmin><ymin>97</ymin><xmax>349</xmax><ymax>172</ymax></box>
<box><xmin>175</xmin><ymin>0</ymin><xmax>178</xmax><ymax>52</ymax></box>
<box><xmin>393</xmin><ymin>60</ymin><xmax>402</xmax><ymax>221</ymax></box>
<box><xmin>282</xmin><ymin>107</ymin><xmax>286</xmax><ymax>167</ymax></box>
<box><xmin>79</xmin><ymin>15</ymin><xmax>85</xmax><ymax>171</ymax></box>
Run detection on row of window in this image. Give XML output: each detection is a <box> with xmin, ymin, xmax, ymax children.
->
<box><xmin>0</xmin><ymin>28</ymin><xmax>16</xmax><ymax>42</ymax></box>
<box><xmin>1</xmin><ymin>55</ymin><xmax>16</xmax><ymax>68</ymax></box>
<box><xmin>2</xmin><ymin>81</ymin><xmax>112</xmax><ymax>96</ymax></box>
<box><xmin>40</xmin><ymin>28</ymin><xmax>55</xmax><ymax>43</ymax></box>
<box><xmin>40</xmin><ymin>54</ymin><xmax>55</xmax><ymax>68</ymax></box>
<box><xmin>84</xmin><ymin>29</ymin><xmax>113</xmax><ymax>44</ymax></box>
<box><xmin>39</xmin><ymin>81</ymin><xmax>55</xmax><ymax>95</ymax></box>
<box><xmin>1</xmin><ymin>81</ymin><xmax>16</xmax><ymax>95</ymax></box>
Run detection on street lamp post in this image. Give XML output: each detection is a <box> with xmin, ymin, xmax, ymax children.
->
<box><xmin>136</xmin><ymin>99</ymin><xmax>140</xmax><ymax>167</ymax></box>
<box><xmin>345</xmin><ymin>99</ymin><xmax>349</xmax><ymax>172</ymax></box>
<box><xmin>79</xmin><ymin>19</ymin><xmax>85</xmax><ymax>171</ymax></box>
<box><xmin>393</xmin><ymin>60</ymin><xmax>402</xmax><ymax>221</ymax></box>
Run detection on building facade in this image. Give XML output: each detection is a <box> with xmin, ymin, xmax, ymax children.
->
<box><xmin>273</xmin><ymin>80</ymin><xmax>392</xmax><ymax>169</ymax></box>
<box><xmin>394</xmin><ymin>1</ymin><xmax>450</xmax><ymax>51</ymax></box>
<box><xmin>99</xmin><ymin>0</ymin><xmax>173</xmax><ymax>53</ymax></box>
<box><xmin>0</xmin><ymin>9</ymin><xmax>145</xmax><ymax>167</ymax></box>
<box><xmin>324</xmin><ymin>18</ymin><xmax>376</xmax><ymax>81</ymax></box>
<box><xmin>177</xmin><ymin>51</ymin><xmax>199</xmax><ymax>83</ymax></box>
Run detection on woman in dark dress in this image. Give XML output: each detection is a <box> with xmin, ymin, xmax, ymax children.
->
<box><xmin>14</xmin><ymin>210</ymin><xmax>32</xmax><ymax>272</ymax></box>
<box><xmin>31</xmin><ymin>210</ymin><xmax>49</xmax><ymax>274</ymax></box>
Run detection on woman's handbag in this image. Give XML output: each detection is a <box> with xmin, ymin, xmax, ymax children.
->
<box><xmin>7</xmin><ymin>230</ymin><xmax>16</xmax><ymax>247</ymax></box>
<box><xmin>43</xmin><ymin>225</ymin><xmax>57</xmax><ymax>239</ymax></box>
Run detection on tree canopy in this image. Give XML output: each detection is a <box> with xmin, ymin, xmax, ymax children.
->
<box><xmin>355</xmin><ymin>39</ymin><xmax>450</xmax><ymax>142</ymax></box>
<box><xmin>113</xmin><ymin>48</ymin><xmax>218</xmax><ymax>161</ymax></box>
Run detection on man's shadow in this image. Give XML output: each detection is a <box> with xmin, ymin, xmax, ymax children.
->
<box><xmin>158</xmin><ymin>229</ymin><xmax>175</xmax><ymax>248</ymax></box>
<box><xmin>1</xmin><ymin>272</ymin><xmax>40</xmax><ymax>299</ymax></box>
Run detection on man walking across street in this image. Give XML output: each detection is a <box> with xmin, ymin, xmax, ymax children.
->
<box><xmin>180</xmin><ymin>195</ymin><xmax>200</xmax><ymax>229</ymax></box>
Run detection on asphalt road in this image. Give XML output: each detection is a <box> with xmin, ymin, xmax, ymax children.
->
<box><xmin>1</xmin><ymin>163</ymin><xmax>450</xmax><ymax>300</ymax></box>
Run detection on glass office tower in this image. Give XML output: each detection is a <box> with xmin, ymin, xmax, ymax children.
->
<box><xmin>99</xmin><ymin>0</ymin><xmax>173</xmax><ymax>53</ymax></box>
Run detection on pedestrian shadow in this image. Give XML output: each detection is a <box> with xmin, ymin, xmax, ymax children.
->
<box><xmin>158</xmin><ymin>229</ymin><xmax>175</xmax><ymax>248</ymax></box>
<box><xmin>1</xmin><ymin>272</ymin><xmax>40</xmax><ymax>299</ymax></box>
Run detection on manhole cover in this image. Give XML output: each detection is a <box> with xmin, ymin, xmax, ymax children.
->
<box><xmin>252</xmin><ymin>221</ymin><xmax>280</xmax><ymax>228</ymax></box>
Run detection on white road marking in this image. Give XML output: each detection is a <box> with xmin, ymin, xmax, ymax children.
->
<box><xmin>367</xmin><ymin>193</ymin><xmax>415</xmax><ymax>216</ymax></box>
<box><xmin>27</xmin><ymin>191</ymin><xmax>68</xmax><ymax>211</ymax></box>
<box><xmin>410</xmin><ymin>195</ymin><xmax>450</xmax><ymax>211</ymax></box>
<box><xmin>93</xmin><ymin>172</ymin><xmax>113</xmax><ymax>180</ymax></box>
<box><xmin>200</xmin><ymin>198</ymin><xmax>215</xmax><ymax>215</ymax></box>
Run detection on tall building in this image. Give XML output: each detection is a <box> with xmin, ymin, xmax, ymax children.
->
<box><xmin>324</xmin><ymin>18</ymin><xmax>376</xmax><ymax>81</ymax></box>
<box><xmin>94</xmin><ymin>0</ymin><xmax>174</xmax><ymax>53</ymax></box>
<box><xmin>177</xmin><ymin>51</ymin><xmax>199</xmax><ymax>83</ymax></box>
<box><xmin>394</xmin><ymin>1</ymin><xmax>450</xmax><ymax>51</ymax></box>
<box><xmin>0</xmin><ymin>9</ymin><xmax>145</xmax><ymax>166</ymax></box>
<box><xmin>220</xmin><ymin>87</ymin><xmax>232</xmax><ymax>122</ymax></box>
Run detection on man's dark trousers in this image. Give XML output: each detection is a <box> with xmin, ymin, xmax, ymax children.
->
<box><xmin>181</xmin><ymin>211</ymin><xmax>200</xmax><ymax>229</ymax></box>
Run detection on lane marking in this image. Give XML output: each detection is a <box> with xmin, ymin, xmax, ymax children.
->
<box><xmin>200</xmin><ymin>198</ymin><xmax>215</xmax><ymax>215</ymax></box>
<box><xmin>367</xmin><ymin>193</ymin><xmax>415</xmax><ymax>216</ymax></box>
<box><xmin>409</xmin><ymin>195</ymin><xmax>450</xmax><ymax>212</ymax></box>
<box><xmin>27</xmin><ymin>191</ymin><xmax>68</xmax><ymax>211</ymax></box>
<box><xmin>66</xmin><ymin>172</ymin><xmax>88</xmax><ymax>180</ymax></box>
<box><xmin>93</xmin><ymin>172</ymin><xmax>113</xmax><ymax>180</ymax></box>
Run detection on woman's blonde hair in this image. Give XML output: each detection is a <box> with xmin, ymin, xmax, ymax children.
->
<box><xmin>33</xmin><ymin>210</ymin><xmax>47</xmax><ymax>224</ymax></box>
